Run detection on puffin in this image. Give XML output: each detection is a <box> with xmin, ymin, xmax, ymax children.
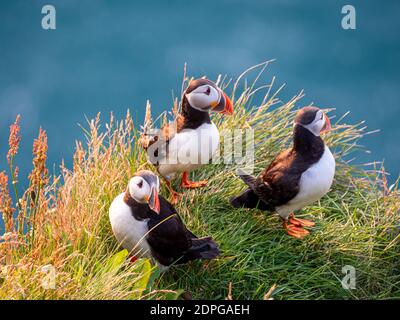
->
<box><xmin>230</xmin><ymin>106</ymin><xmax>335</xmax><ymax>238</ymax></box>
<box><xmin>139</xmin><ymin>78</ymin><xmax>233</xmax><ymax>203</ymax></box>
<box><xmin>109</xmin><ymin>170</ymin><xmax>220</xmax><ymax>268</ymax></box>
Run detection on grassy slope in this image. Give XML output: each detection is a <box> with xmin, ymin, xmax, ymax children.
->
<box><xmin>156</xmin><ymin>90</ymin><xmax>400</xmax><ymax>299</ymax></box>
<box><xmin>1</xmin><ymin>64</ymin><xmax>399</xmax><ymax>299</ymax></box>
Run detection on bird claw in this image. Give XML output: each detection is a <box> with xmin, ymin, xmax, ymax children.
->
<box><xmin>181</xmin><ymin>171</ymin><xmax>208</xmax><ymax>189</ymax></box>
<box><xmin>289</xmin><ymin>214</ymin><xmax>315</xmax><ymax>227</ymax></box>
<box><xmin>181</xmin><ymin>180</ymin><xmax>208</xmax><ymax>189</ymax></box>
<box><xmin>283</xmin><ymin>216</ymin><xmax>313</xmax><ymax>239</ymax></box>
<box><xmin>285</xmin><ymin>224</ymin><xmax>310</xmax><ymax>238</ymax></box>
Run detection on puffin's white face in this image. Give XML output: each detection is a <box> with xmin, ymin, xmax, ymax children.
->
<box><xmin>128</xmin><ymin>176</ymin><xmax>151</xmax><ymax>203</ymax></box>
<box><xmin>128</xmin><ymin>176</ymin><xmax>160</xmax><ymax>203</ymax></box>
<box><xmin>302</xmin><ymin>110</ymin><xmax>326</xmax><ymax>136</ymax></box>
<box><xmin>185</xmin><ymin>84</ymin><xmax>221</xmax><ymax>112</ymax></box>
<box><xmin>299</xmin><ymin>109</ymin><xmax>332</xmax><ymax>137</ymax></box>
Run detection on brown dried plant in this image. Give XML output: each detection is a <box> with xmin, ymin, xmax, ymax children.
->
<box><xmin>0</xmin><ymin>171</ymin><xmax>15</xmax><ymax>232</ymax></box>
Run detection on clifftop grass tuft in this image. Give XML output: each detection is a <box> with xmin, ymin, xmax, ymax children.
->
<box><xmin>1</xmin><ymin>63</ymin><xmax>399</xmax><ymax>299</ymax></box>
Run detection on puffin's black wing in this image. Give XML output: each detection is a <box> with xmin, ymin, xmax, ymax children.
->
<box><xmin>231</xmin><ymin>169</ymin><xmax>272</xmax><ymax>210</ymax></box>
<box><xmin>146</xmin><ymin>196</ymin><xmax>192</xmax><ymax>266</ymax></box>
<box><xmin>231</xmin><ymin>188</ymin><xmax>272</xmax><ymax>210</ymax></box>
<box><xmin>147</xmin><ymin>196</ymin><xmax>219</xmax><ymax>266</ymax></box>
<box><xmin>236</xmin><ymin>168</ymin><xmax>258</xmax><ymax>189</ymax></box>
<box><xmin>232</xmin><ymin>149</ymin><xmax>302</xmax><ymax>210</ymax></box>
<box><xmin>256</xmin><ymin>149</ymin><xmax>303</xmax><ymax>207</ymax></box>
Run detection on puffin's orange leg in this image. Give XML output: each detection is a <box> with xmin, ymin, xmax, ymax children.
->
<box><xmin>165</xmin><ymin>180</ymin><xmax>181</xmax><ymax>205</ymax></box>
<box><xmin>181</xmin><ymin>171</ymin><xmax>208</xmax><ymax>189</ymax></box>
<box><xmin>288</xmin><ymin>213</ymin><xmax>315</xmax><ymax>227</ymax></box>
<box><xmin>283</xmin><ymin>220</ymin><xmax>310</xmax><ymax>239</ymax></box>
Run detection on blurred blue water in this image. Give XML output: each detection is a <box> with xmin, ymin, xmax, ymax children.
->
<box><xmin>0</xmin><ymin>1</ymin><xmax>399</xmax><ymax>229</ymax></box>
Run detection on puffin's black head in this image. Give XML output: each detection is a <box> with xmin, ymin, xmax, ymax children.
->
<box><xmin>128</xmin><ymin>170</ymin><xmax>160</xmax><ymax>214</ymax></box>
<box><xmin>184</xmin><ymin>78</ymin><xmax>233</xmax><ymax>115</ymax></box>
<box><xmin>294</xmin><ymin>106</ymin><xmax>332</xmax><ymax>136</ymax></box>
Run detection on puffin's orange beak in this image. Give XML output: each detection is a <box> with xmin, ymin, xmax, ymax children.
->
<box><xmin>148</xmin><ymin>187</ymin><xmax>160</xmax><ymax>214</ymax></box>
<box><xmin>211</xmin><ymin>91</ymin><xmax>233</xmax><ymax>115</ymax></box>
<box><xmin>320</xmin><ymin>114</ymin><xmax>332</xmax><ymax>134</ymax></box>
<box><xmin>221</xmin><ymin>93</ymin><xmax>233</xmax><ymax>115</ymax></box>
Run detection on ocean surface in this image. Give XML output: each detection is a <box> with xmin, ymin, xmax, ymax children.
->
<box><xmin>0</xmin><ymin>1</ymin><xmax>399</xmax><ymax>230</ymax></box>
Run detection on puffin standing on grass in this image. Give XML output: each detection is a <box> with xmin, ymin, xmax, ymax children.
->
<box><xmin>109</xmin><ymin>170</ymin><xmax>220</xmax><ymax>268</ymax></box>
<box><xmin>230</xmin><ymin>106</ymin><xmax>335</xmax><ymax>238</ymax></box>
<box><xmin>139</xmin><ymin>78</ymin><xmax>233</xmax><ymax>203</ymax></box>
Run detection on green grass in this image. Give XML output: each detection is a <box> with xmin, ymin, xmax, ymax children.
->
<box><xmin>156</xmin><ymin>114</ymin><xmax>399</xmax><ymax>299</ymax></box>
<box><xmin>150</xmin><ymin>64</ymin><xmax>400</xmax><ymax>299</ymax></box>
<box><xmin>1</xmin><ymin>62</ymin><xmax>399</xmax><ymax>299</ymax></box>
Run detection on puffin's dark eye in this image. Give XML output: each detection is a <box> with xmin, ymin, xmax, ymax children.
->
<box><xmin>137</xmin><ymin>180</ymin><xmax>143</xmax><ymax>188</ymax></box>
<box><xmin>205</xmin><ymin>87</ymin><xmax>211</xmax><ymax>95</ymax></box>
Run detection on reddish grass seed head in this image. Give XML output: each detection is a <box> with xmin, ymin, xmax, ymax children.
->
<box><xmin>29</xmin><ymin>128</ymin><xmax>49</xmax><ymax>190</ymax></box>
<box><xmin>7</xmin><ymin>115</ymin><xmax>21</xmax><ymax>164</ymax></box>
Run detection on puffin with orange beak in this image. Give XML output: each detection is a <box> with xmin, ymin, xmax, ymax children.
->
<box><xmin>139</xmin><ymin>78</ymin><xmax>233</xmax><ymax>203</ymax></box>
<box><xmin>231</xmin><ymin>106</ymin><xmax>335</xmax><ymax>238</ymax></box>
<box><xmin>109</xmin><ymin>170</ymin><xmax>220</xmax><ymax>267</ymax></box>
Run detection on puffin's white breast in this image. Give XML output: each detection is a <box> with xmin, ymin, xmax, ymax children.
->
<box><xmin>276</xmin><ymin>146</ymin><xmax>335</xmax><ymax>219</ymax></box>
<box><xmin>157</xmin><ymin>122</ymin><xmax>220</xmax><ymax>178</ymax></box>
<box><xmin>109</xmin><ymin>193</ymin><xmax>152</xmax><ymax>257</ymax></box>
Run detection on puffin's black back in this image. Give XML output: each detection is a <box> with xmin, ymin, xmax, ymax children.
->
<box><xmin>145</xmin><ymin>196</ymin><xmax>192</xmax><ymax>266</ymax></box>
<box><xmin>231</xmin><ymin>124</ymin><xmax>325</xmax><ymax>211</ymax></box>
<box><xmin>127</xmin><ymin>194</ymin><xmax>219</xmax><ymax>266</ymax></box>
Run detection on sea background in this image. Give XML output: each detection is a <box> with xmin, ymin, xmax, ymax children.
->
<box><xmin>0</xmin><ymin>1</ymin><xmax>399</xmax><ymax>230</ymax></box>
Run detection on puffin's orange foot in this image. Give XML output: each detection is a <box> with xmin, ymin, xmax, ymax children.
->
<box><xmin>181</xmin><ymin>180</ymin><xmax>208</xmax><ymax>189</ymax></box>
<box><xmin>181</xmin><ymin>171</ymin><xmax>208</xmax><ymax>189</ymax></box>
<box><xmin>283</xmin><ymin>221</ymin><xmax>310</xmax><ymax>239</ymax></box>
<box><xmin>130</xmin><ymin>256</ymin><xmax>138</xmax><ymax>263</ymax></box>
<box><xmin>288</xmin><ymin>214</ymin><xmax>315</xmax><ymax>227</ymax></box>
